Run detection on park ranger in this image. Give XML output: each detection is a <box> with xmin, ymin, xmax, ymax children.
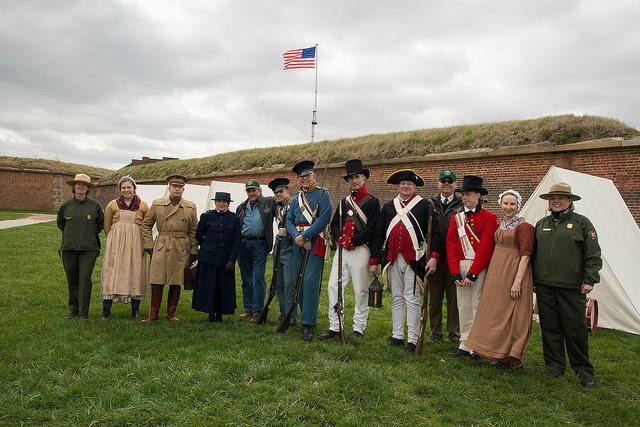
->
<box><xmin>285</xmin><ymin>160</ymin><xmax>332</xmax><ymax>341</ymax></box>
<box><xmin>141</xmin><ymin>174</ymin><xmax>198</xmax><ymax>322</ymax></box>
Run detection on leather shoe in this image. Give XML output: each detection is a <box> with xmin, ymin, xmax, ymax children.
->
<box><xmin>319</xmin><ymin>330</ymin><xmax>339</xmax><ymax>340</ymax></box>
<box><xmin>387</xmin><ymin>337</ymin><xmax>404</xmax><ymax>347</ymax></box>
<box><xmin>544</xmin><ymin>371</ymin><xmax>563</xmax><ymax>379</ymax></box>
<box><xmin>67</xmin><ymin>311</ymin><xmax>78</xmax><ymax>319</ymax></box>
<box><xmin>451</xmin><ymin>349</ymin><xmax>472</xmax><ymax>357</ymax></box>
<box><xmin>301</xmin><ymin>326</ymin><xmax>314</xmax><ymax>341</ymax></box>
<box><xmin>581</xmin><ymin>377</ymin><xmax>595</xmax><ymax>387</ymax></box>
<box><xmin>427</xmin><ymin>335</ymin><xmax>441</xmax><ymax>344</ymax></box>
<box><xmin>239</xmin><ymin>310</ymin><xmax>253</xmax><ymax>318</ymax></box>
<box><xmin>406</xmin><ymin>343</ymin><xmax>416</xmax><ymax>354</ymax></box>
<box><xmin>250</xmin><ymin>314</ymin><xmax>260</xmax><ymax>323</ymax></box>
<box><xmin>352</xmin><ymin>331</ymin><xmax>364</xmax><ymax>339</ymax></box>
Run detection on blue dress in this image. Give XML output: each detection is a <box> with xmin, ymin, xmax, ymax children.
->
<box><xmin>192</xmin><ymin>210</ymin><xmax>241</xmax><ymax>315</ymax></box>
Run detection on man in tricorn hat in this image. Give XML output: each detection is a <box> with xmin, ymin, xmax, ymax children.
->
<box><xmin>268</xmin><ymin>177</ymin><xmax>295</xmax><ymax>322</ymax></box>
<box><xmin>319</xmin><ymin>159</ymin><xmax>380</xmax><ymax>341</ymax></box>
<box><xmin>533</xmin><ymin>182</ymin><xmax>601</xmax><ymax>387</ymax></box>
<box><xmin>236</xmin><ymin>178</ymin><xmax>275</xmax><ymax>322</ymax></box>
<box><xmin>369</xmin><ymin>169</ymin><xmax>440</xmax><ymax>354</ymax></box>
<box><xmin>285</xmin><ymin>160</ymin><xmax>332</xmax><ymax>341</ymax></box>
<box><xmin>446</xmin><ymin>175</ymin><xmax>497</xmax><ymax>357</ymax></box>
<box><xmin>427</xmin><ymin>170</ymin><xmax>462</xmax><ymax>344</ymax></box>
<box><xmin>141</xmin><ymin>174</ymin><xmax>198</xmax><ymax>322</ymax></box>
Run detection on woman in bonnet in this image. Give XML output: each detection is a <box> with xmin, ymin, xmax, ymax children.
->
<box><xmin>100</xmin><ymin>176</ymin><xmax>149</xmax><ymax>319</ymax></box>
<box><xmin>465</xmin><ymin>189</ymin><xmax>534</xmax><ymax>368</ymax></box>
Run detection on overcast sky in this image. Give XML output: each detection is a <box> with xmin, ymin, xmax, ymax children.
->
<box><xmin>1</xmin><ymin>1</ymin><xmax>638</xmax><ymax>170</ymax></box>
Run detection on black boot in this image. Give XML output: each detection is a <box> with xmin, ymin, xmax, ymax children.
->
<box><xmin>131</xmin><ymin>299</ymin><xmax>141</xmax><ymax>319</ymax></box>
<box><xmin>102</xmin><ymin>308</ymin><xmax>111</xmax><ymax>320</ymax></box>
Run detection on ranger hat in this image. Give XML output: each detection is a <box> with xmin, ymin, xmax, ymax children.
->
<box><xmin>166</xmin><ymin>174</ymin><xmax>189</xmax><ymax>185</ymax></box>
<box><xmin>212</xmin><ymin>191</ymin><xmax>233</xmax><ymax>202</ymax></box>
<box><xmin>437</xmin><ymin>170</ymin><xmax>457</xmax><ymax>182</ymax></box>
<box><xmin>455</xmin><ymin>175</ymin><xmax>488</xmax><ymax>196</ymax></box>
<box><xmin>342</xmin><ymin>159</ymin><xmax>370</xmax><ymax>181</ymax></box>
<box><xmin>539</xmin><ymin>182</ymin><xmax>581</xmax><ymax>201</ymax></box>
<box><xmin>66</xmin><ymin>173</ymin><xmax>96</xmax><ymax>188</ymax></box>
<box><xmin>292</xmin><ymin>160</ymin><xmax>315</xmax><ymax>177</ymax></box>
<box><xmin>386</xmin><ymin>169</ymin><xmax>425</xmax><ymax>187</ymax></box>
<box><xmin>245</xmin><ymin>179</ymin><xmax>260</xmax><ymax>190</ymax></box>
<box><xmin>268</xmin><ymin>177</ymin><xmax>290</xmax><ymax>193</ymax></box>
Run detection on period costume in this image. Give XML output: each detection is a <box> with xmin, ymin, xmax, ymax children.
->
<box><xmin>322</xmin><ymin>159</ymin><xmax>381</xmax><ymax>339</ymax></box>
<box><xmin>428</xmin><ymin>169</ymin><xmax>462</xmax><ymax>343</ymax></box>
<box><xmin>192</xmin><ymin>192</ymin><xmax>241</xmax><ymax>322</ymax></box>
<box><xmin>285</xmin><ymin>160</ymin><xmax>332</xmax><ymax>340</ymax></box>
<box><xmin>370</xmin><ymin>169</ymin><xmax>441</xmax><ymax>351</ymax></box>
<box><xmin>268</xmin><ymin>178</ymin><xmax>295</xmax><ymax>322</ymax></box>
<box><xmin>141</xmin><ymin>175</ymin><xmax>198</xmax><ymax>322</ymax></box>
<box><xmin>57</xmin><ymin>174</ymin><xmax>104</xmax><ymax>319</ymax></box>
<box><xmin>466</xmin><ymin>212</ymin><xmax>534</xmax><ymax>365</ymax></box>
<box><xmin>446</xmin><ymin>175</ymin><xmax>497</xmax><ymax>355</ymax></box>
<box><xmin>533</xmin><ymin>183</ymin><xmax>602</xmax><ymax>386</ymax></box>
<box><xmin>100</xmin><ymin>194</ymin><xmax>149</xmax><ymax>318</ymax></box>
<box><xmin>235</xmin><ymin>179</ymin><xmax>275</xmax><ymax>320</ymax></box>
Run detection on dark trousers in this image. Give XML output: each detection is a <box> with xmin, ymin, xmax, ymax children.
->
<box><xmin>536</xmin><ymin>284</ymin><xmax>594</xmax><ymax>380</ymax></box>
<box><xmin>238</xmin><ymin>238</ymin><xmax>268</xmax><ymax>314</ymax></box>
<box><xmin>61</xmin><ymin>250</ymin><xmax>99</xmax><ymax>317</ymax></box>
<box><xmin>428</xmin><ymin>258</ymin><xmax>460</xmax><ymax>340</ymax></box>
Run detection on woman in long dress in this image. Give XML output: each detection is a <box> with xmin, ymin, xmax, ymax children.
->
<box><xmin>192</xmin><ymin>192</ymin><xmax>241</xmax><ymax>322</ymax></box>
<box><xmin>100</xmin><ymin>176</ymin><xmax>149</xmax><ymax>319</ymax></box>
<box><xmin>466</xmin><ymin>189</ymin><xmax>534</xmax><ymax>368</ymax></box>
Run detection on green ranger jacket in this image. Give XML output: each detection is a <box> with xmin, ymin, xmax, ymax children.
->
<box><xmin>533</xmin><ymin>209</ymin><xmax>602</xmax><ymax>288</ymax></box>
<box><xmin>57</xmin><ymin>198</ymin><xmax>105</xmax><ymax>251</ymax></box>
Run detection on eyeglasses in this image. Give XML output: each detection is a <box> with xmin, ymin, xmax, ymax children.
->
<box><xmin>440</xmin><ymin>178</ymin><xmax>454</xmax><ymax>184</ymax></box>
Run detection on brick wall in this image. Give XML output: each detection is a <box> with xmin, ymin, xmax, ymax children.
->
<box><xmin>87</xmin><ymin>138</ymin><xmax>640</xmax><ymax>227</ymax></box>
<box><xmin>0</xmin><ymin>169</ymin><xmax>74</xmax><ymax>211</ymax></box>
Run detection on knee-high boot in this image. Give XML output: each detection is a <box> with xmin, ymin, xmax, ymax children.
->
<box><xmin>167</xmin><ymin>285</ymin><xmax>181</xmax><ymax>321</ymax></box>
<box><xmin>142</xmin><ymin>285</ymin><xmax>163</xmax><ymax>323</ymax></box>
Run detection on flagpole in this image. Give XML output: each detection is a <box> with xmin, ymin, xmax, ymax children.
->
<box><xmin>311</xmin><ymin>44</ymin><xmax>318</xmax><ymax>142</ymax></box>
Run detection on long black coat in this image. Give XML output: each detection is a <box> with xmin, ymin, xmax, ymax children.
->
<box><xmin>192</xmin><ymin>210</ymin><xmax>241</xmax><ymax>315</ymax></box>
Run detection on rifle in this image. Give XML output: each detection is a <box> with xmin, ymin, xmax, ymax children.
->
<box><xmin>415</xmin><ymin>210</ymin><xmax>434</xmax><ymax>356</ymax></box>
<box><xmin>276</xmin><ymin>247</ymin><xmax>309</xmax><ymax>333</ymax></box>
<box><xmin>335</xmin><ymin>244</ymin><xmax>345</xmax><ymax>343</ymax></box>
<box><xmin>256</xmin><ymin>237</ymin><xmax>283</xmax><ymax>325</ymax></box>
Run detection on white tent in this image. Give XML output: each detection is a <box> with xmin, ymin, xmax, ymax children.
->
<box><xmin>206</xmin><ymin>180</ymin><xmax>274</xmax><ymax>212</ymax></box>
<box><xmin>520</xmin><ymin>166</ymin><xmax>640</xmax><ymax>335</ymax></box>
<box><xmin>136</xmin><ymin>183</ymin><xmax>212</xmax><ymax>217</ymax></box>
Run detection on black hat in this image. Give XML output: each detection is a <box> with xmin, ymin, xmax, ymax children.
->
<box><xmin>212</xmin><ymin>192</ymin><xmax>233</xmax><ymax>202</ymax></box>
<box><xmin>386</xmin><ymin>169</ymin><xmax>425</xmax><ymax>187</ymax></box>
<box><xmin>342</xmin><ymin>159</ymin><xmax>370</xmax><ymax>181</ymax></box>
<box><xmin>268</xmin><ymin>177</ymin><xmax>290</xmax><ymax>193</ymax></box>
<box><xmin>455</xmin><ymin>175</ymin><xmax>488</xmax><ymax>196</ymax></box>
<box><xmin>292</xmin><ymin>160</ymin><xmax>315</xmax><ymax>176</ymax></box>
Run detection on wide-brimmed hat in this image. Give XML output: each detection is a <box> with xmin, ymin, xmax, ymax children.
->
<box><xmin>386</xmin><ymin>169</ymin><xmax>424</xmax><ymax>187</ymax></box>
<box><xmin>292</xmin><ymin>160</ymin><xmax>315</xmax><ymax>177</ymax></box>
<box><xmin>455</xmin><ymin>175</ymin><xmax>488</xmax><ymax>196</ymax></box>
<box><xmin>539</xmin><ymin>182</ymin><xmax>581</xmax><ymax>201</ymax></box>
<box><xmin>66</xmin><ymin>173</ymin><xmax>96</xmax><ymax>188</ymax></box>
<box><xmin>342</xmin><ymin>159</ymin><xmax>370</xmax><ymax>181</ymax></box>
<box><xmin>212</xmin><ymin>192</ymin><xmax>233</xmax><ymax>202</ymax></box>
<box><xmin>268</xmin><ymin>177</ymin><xmax>290</xmax><ymax>192</ymax></box>
<box><xmin>166</xmin><ymin>174</ymin><xmax>189</xmax><ymax>185</ymax></box>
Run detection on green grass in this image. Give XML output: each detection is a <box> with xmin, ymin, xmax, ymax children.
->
<box><xmin>0</xmin><ymin>210</ymin><xmax>56</xmax><ymax>221</ymax></box>
<box><xmin>0</xmin><ymin>156</ymin><xmax>111</xmax><ymax>177</ymax></box>
<box><xmin>1</xmin><ymin>222</ymin><xmax>639</xmax><ymax>425</ymax></box>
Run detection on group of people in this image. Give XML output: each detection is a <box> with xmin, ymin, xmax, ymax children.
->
<box><xmin>57</xmin><ymin>159</ymin><xmax>602</xmax><ymax>387</ymax></box>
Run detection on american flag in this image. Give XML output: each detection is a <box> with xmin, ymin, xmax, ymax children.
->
<box><xmin>283</xmin><ymin>46</ymin><xmax>316</xmax><ymax>70</ymax></box>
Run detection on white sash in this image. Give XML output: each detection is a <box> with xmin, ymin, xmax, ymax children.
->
<box><xmin>454</xmin><ymin>211</ymin><xmax>476</xmax><ymax>260</ymax></box>
<box><xmin>385</xmin><ymin>195</ymin><xmax>426</xmax><ymax>261</ymax></box>
<box><xmin>345</xmin><ymin>196</ymin><xmax>368</xmax><ymax>225</ymax></box>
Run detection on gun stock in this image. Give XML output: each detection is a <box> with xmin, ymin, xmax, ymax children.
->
<box><xmin>257</xmin><ymin>238</ymin><xmax>283</xmax><ymax>325</ymax></box>
<box><xmin>276</xmin><ymin>248</ymin><xmax>309</xmax><ymax>333</ymax></box>
<box><xmin>416</xmin><ymin>212</ymin><xmax>434</xmax><ymax>356</ymax></box>
<box><xmin>335</xmin><ymin>245</ymin><xmax>345</xmax><ymax>343</ymax></box>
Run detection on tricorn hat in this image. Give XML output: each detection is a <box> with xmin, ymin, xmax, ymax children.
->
<box><xmin>455</xmin><ymin>175</ymin><xmax>488</xmax><ymax>196</ymax></box>
<box><xmin>386</xmin><ymin>169</ymin><xmax>425</xmax><ymax>187</ymax></box>
<box><xmin>212</xmin><ymin>191</ymin><xmax>233</xmax><ymax>202</ymax></box>
<box><xmin>292</xmin><ymin>160</ymin><xmax>315</xmax><ymax>176</ymax></box>
<box><xmin>166</xmin><ymin>174</ymin><xmax>189</xmax><ymax>185</ymax></box>
<box><xmin>268</xmin><ymin>177</ymin><xmax>290</xmax><ymax>193</ymax></box>
<box><xmin>342</xmin><ymin>159</ymin><xmax>370</xmax><ymax>181</ymax></box>
<box><xmin>66</xmin><ymin>173</ymin><xmax>96</xmax><ymax>188</ymax></box>
<box><xmin>539</xmin><ymin>182</ymin><xmax>581</xmax><ymax>201</ymax></box>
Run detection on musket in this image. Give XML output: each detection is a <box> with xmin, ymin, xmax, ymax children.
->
<box><xmin>335</xmin><ymin>244</ymin><xmax>345</xmax><ymax>343</ymax></box>
<box><xmin>276</xmin><ymin>247</ymin><xmax>309</xmax><ymax>333</ymax></box>
<box><xmin>415</xmin><ymin>210</ymin><xmax>434</xmax><ymax>356</ymax></box>
<box><xmin>256</xmin><ymin>236</ymin><xmax>283</xmax><ymax>325</ymax></box>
